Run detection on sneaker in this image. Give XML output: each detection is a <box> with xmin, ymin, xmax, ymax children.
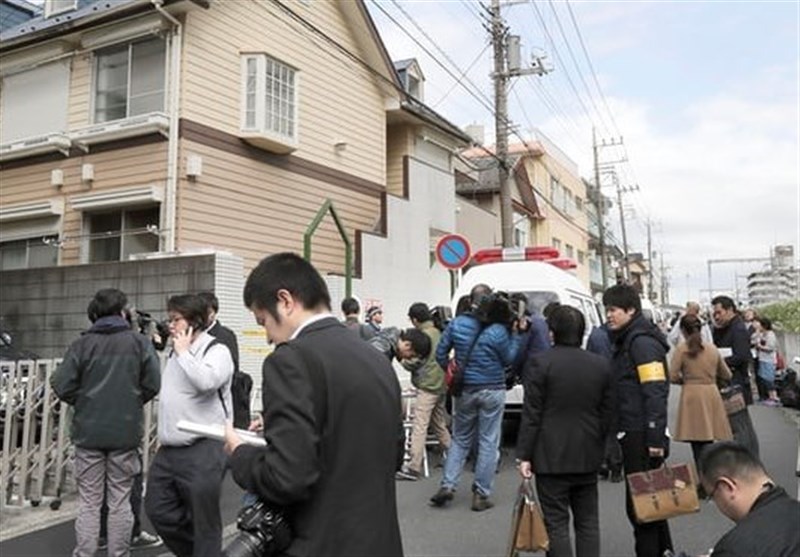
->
<box><xmin>429</xmin><ymin>487</ymin><xmax>454</xmax><ymax>507</ymax></box>
<box><xmin>130</xmin><ymin>531</ymin><xmax>162</xmax><ymax>549</ymax></box>
<box><xmin>471</xmin><ymin>493</ymin><xmax>494</xmax><ymax>512</ymax></box>
<box><xmin>395</xmin><ymin>467</ymin><xmax>421</xmax><ymax>481</ymax></box>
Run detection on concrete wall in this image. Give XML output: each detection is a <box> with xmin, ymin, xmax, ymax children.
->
<box><xmin>0</xmin><ymin>253</ymin><xmax>221</xmax><ymax>359</ymax></box>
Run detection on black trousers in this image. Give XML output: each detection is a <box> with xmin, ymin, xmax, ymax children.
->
<box><xmin>536</xmin><ymin>473</ymin><xmax>599</xmax><ymax>557</ymax></box>
<box><xmin>620</xmin><ymin>431</ymin><xmax>673</xmax><ymax>557</ymax></box>
<box><xmin>144</xmin><ymin>439</ymin><xmax>227</xmax><ymax>557</ymax></box>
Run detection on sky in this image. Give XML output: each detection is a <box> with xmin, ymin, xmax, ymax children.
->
<box><xmin>367</xmin><ymin>0</ymin><xmax>800</xmax><ymax>306</ymax></box>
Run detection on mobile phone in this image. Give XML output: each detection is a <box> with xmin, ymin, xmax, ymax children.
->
<box><xmin>517</xmin><ymin>300</ymin><xmax>526</xmax><ymax>320</ymax></box>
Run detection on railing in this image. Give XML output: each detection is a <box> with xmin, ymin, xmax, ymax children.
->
<box><xmin>0</xmin><ymin>360</ymin><xmax>158</xmax><ymax>512</ymax></box>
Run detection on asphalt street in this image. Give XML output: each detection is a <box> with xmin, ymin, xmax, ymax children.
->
<box><xmin>1</xmin><ymin>391</ymin><xmax>798</xmax><ymax>557</ymax></box>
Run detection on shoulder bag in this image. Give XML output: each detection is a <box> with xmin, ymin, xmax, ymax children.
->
<box><xmin>626</xmin><ymin>462</ymin><xmax>700</xmax><ymax>523</ymax></box>
<box><xmin>445</xmin><ymin>328</ymin><xmax>483</xmax><ymax>397</ymax></box>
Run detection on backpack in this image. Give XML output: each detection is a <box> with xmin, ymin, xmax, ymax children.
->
<box><xmin>205</xmin><ymin>339</ymin><xmax>253</xmax><ymax>429</ymax></box>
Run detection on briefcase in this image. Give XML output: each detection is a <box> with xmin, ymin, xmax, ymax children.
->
<box><xmin>626</xmin><ymin>462</ymin><xmax>700</xmax><ymax>524</ymax></box>
<box><xmin>720</xmin><ymin>385</ymin><xmax>746</xmax><ymax>415</ymax></box>
<box><xmin>506</xmin><ymin>479</ymin><xmax>549</xmax><ymax>557</ymax></box>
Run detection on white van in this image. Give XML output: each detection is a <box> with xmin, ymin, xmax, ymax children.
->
<box><xmin>450</xmin><ymin>256</ymin><xmax>603</xmax><ymax>417</ymax></box>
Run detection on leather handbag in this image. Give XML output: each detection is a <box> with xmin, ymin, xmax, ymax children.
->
<box><xmin>626</xmin><ymin>462</ymin><xmax>700</xmax><ymax>524</ymax></box>
<box><xmin>506</xmin><ymin>479</ymin><xmax>549</xmax><ymax>557</ymax></box>
<box><xmin>720</xmin><ymin>385</ymin><xmax>746</xmax><ymax>415</ymax></box>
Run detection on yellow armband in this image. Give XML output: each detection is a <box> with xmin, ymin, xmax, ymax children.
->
<box><xmin>637</xmin><ymin>362</ymin><xmax>666</xmax><ymax>383</ymax></box>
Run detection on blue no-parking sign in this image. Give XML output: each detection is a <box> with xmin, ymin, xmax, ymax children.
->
<box><xmin>435</xmin><ymin>234</ymin><xmax>472</xmax><ymax>270</ymax></box>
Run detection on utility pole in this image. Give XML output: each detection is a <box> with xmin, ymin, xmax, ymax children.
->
<box><xmin>490</xmin><ymin>0</ymin><xmax>550</xmax><ymax>248</ymax></box>
<box><xmin>592</xmin><ymin>132</ymin><xmax>624</xmax><ymax>289</ymax></box>
<box><xmin>660</xmin><ymin>252</ymin><xmax>669</xmax><ymax>304</ymax></box>
<box><xmin>646</xmin><ymin>218</ymin><xmax>653</xmax><ymax>301</ymax></box>
<box><xmin>592</xmin><ymin>127</ymin><xmax>607</xmax><ymax>288</ymax></box>
<box><xmin>615</xmin><ymin>177</ymin><xmax>639</xmax><ymax>282</ymax></box>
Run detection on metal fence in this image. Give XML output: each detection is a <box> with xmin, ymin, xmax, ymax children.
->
<box><xmin>0</xmin><ymin>360</ymin><xmax>159</xmax><ymax>512</ymax></box>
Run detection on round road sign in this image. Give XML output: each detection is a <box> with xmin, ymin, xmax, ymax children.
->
<box><xmin>435</xmin><ymin>234</ymin><xmax>472</xmax><ymax>270</ymax></box>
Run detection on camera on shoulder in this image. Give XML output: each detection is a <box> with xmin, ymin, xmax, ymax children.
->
<box><xmin>222</xmin><ymin>500</ymin><xmax>292</xmax><ymax>557</ymax></box>
<box><xmin>474</xmin><ymin>291</ymin><xmax>515</xmax><ymax>327</ymax></box>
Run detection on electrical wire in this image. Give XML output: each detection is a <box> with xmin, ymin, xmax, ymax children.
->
<box><xmin>431</xmin><ymin>42</ymin><xmax>491</xmax><ymax>109</ymax></box>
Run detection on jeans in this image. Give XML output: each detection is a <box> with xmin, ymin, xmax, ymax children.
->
<box><xmin>441</xmin><ymin>388</ymin><xmax>505</xmax><ymax>497</ymax></box>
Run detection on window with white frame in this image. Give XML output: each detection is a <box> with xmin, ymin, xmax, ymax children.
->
<box><xmin>86</xmin><ymin>206</ymin><xmax>160</xmax><ymax>262</ymax></box>
<box><xmin>94</xmin><ymin>37</ymin><xmax>166</xmax><ymax>123</ymax></box>
<box><xmin>565</xmin><ymin>244</ymin><xmax>574</xmax><ymax>259</ymax></box>
<box><xmin>577</xmin><ymin>250</ymin><xmax>585</xmax><ymax>265</ymax></box>
<box><xmin>241</xmin><ymin>53</ymin><xmax>298</xmax><ymax>142</ymax></box>
<box><xmin>0</xmin><ymin>236</ymin><xmax>59</xmax><ymax>270</ymax></box>
<box><xmin>552</xmin><ymin>237</ymin><xmax>562</xmax><ymax>251</ymax></box>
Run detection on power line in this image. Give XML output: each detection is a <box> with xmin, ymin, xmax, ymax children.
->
<box><xmin>565</xmin><ymin>0</ymin><xmax>622</xmax><ymax>137</ymax></box>
<box><xmin>527</xmin><ymin>0</ymin><xmax>594</xmax><ymax>125</ymax></box>
<box><xmin>546</xmin><ymin>0</ymin><xmax>612</xmax><ymax>136</ymax></box>
<box><xmin>432</xmin><ymin>43</ymin><xmax>491</xmax><ymax>109</ymax></box>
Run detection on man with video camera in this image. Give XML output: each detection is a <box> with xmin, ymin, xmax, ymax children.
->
<box><xmin>224</xmin><ymin>253</ymin><xmax>403</xmax><ymax>557</ymax></box>
<box><xmin>430</xmin><ymin>284</ymin><xmax>524</xmax><ymax>512</ymax></box>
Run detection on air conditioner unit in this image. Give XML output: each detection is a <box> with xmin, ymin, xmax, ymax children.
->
<box><xmin>0</xmin><ymin>133</ymin><xmax>71</xmax><ymax>163</ymax></box>
<box><xmin>70</xmin><ymin>112</ymin><xmax>169</xmax><ymax>149</ymax></box>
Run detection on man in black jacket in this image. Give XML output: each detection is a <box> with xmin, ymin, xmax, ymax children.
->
<box><xmin>700</xmin><ymin>441</ymin><xmax>800</xmax><ymax>557</ymax></box>
<box><xmin>223</xmin><ymin>253</ymin><xmax>403</xmax><ymax>557</ymax></box>
<box><xmin>603</xmin><ymin>284</ymin><xmax>672</xmax><ymax>557</ymax></box>
<box><xmin>52</xmin><ymin>289</ymin><xmax>161</xmax><ymax>557</ymax></box>
<box><xmin>199</xmin><ymin>290</ymin><xmax>252</xmax><ymax>429</ymax></box>
<box><xmin>516</xmin><ymin>305</ymin><xmax>614</xmax><ymax>557</ymax></box>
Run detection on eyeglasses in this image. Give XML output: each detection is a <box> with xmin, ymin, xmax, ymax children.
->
<box><xmin>704</xmin><ymin>481</ymin><xmax>720</xmax><ymax>502</ymax></box>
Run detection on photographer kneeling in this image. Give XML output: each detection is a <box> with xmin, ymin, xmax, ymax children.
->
<box><xmin>223</xmin><ymin>253</ymin><xmax>404</xmax><ymax>557</ymax></box>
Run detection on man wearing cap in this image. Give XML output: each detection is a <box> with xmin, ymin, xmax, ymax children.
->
<box><xmin>366</xmin><ymin>306</ymin><xmax>384</xmax><ymax>335</ymax></box>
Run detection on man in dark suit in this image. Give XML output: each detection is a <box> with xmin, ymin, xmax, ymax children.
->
<box><xmin>516</xmin><ymin>305</ymin><xmax>614</xmax><ymax>557</ymax></box>
<box><xmin>223</xmin><ymin>253</ymin><xmax>404</xmax><ymax>557</ymax></box>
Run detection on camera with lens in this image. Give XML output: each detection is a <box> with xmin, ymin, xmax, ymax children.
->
<box><xmin>133</xmin><ymin>310</ymin><xmax>171</xmax><ymax>351</ymax></box>
<box><xmin>223</xmin><ymin>500</ymin><xmax>292</xmax><ymax>557</ymax></box>
<box><xmin>474</xmin><ymin>291</ymin><xmax>515</xmax><ymax>327</ymax></box>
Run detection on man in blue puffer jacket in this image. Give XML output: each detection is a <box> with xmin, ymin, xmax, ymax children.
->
<box><xmin>430</xmin><ymin>284</ymin><xmax>523</xmax><ymax>511</ymax></box>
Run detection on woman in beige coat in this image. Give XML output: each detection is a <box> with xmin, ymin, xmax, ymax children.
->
<box><xmin>669</xmin><ymin>314</ymin><xmax>733</xmax><ymax>479</ymax></box>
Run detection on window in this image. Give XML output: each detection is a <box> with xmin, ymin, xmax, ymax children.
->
<box><xmin>552</xmin><ymin>237</ymin><xmax>562</xmax><ymax>251</ymax></box>
<box><xmin>575</xmin><ymin>197</ymin><xmax>584</xmax><ymax>214</ymax></box>
<box><xmin>94</xmin><ymin>37</ymin><xmax>166</xmax><ymax>123</ymax></box>
<box><xmin>577</xmin><ymin>250</ymin><xmax>585</xmax><ymax>265</ymax></box>
<box><xmin>240</xmin><ymin>53</ymin><xmax>298</xmax><ymax>145</ymax></box>
<box><xmin>1</xmin><ymin>61</ymin><xmax>70</xmax><ymax>143</ymax></box>
<box><xmin>0</xmin><ymin>236</ymin><xmax>59</xmax><ymax>270</ymax></box>
<box><xmin>86</xmin><ymin>206</ymin><xmax>160</xmax><ymax>262</ymax></box>
<box><xmin>45</xmin><ymin>0</ymin><xmax>77</xmax><ymax>18</ymax></box>
<box><xmin>565</xmin><ymin>244</ymin><xmax>574</xmax><ymax>259</ymax></box>
<box><xmin>407</xmin><ymin>74</ymin><xmax>420</xmax><ymax>99</ymax></box>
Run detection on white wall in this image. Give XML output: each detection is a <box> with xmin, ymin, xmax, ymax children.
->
<box><xmin>1</xmin><ymin>61</ymin><xmax>70</xmax><ymax>142</ymax></box>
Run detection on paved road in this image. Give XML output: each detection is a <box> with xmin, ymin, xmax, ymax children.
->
<box><xmin>2</xmin><ymin>395</ymin><xmax>798</xmax><ymax>557</ymax></box>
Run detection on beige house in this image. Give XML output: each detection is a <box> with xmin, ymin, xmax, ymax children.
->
<box><xmin>457</xmin><ymin>135</ymin><xmax>592</xmax><ymax>288</ymax></box>
<box><xmin>0</xmin><ymin>0</ymin><xmax>470</xmax><ymax>286</ymax></box>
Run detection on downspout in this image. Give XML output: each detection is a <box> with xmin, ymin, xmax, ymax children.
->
<box><xmin>152</xmin><ymin>0</ymin><xmax>181</xmax><ymax>252</ymax></box>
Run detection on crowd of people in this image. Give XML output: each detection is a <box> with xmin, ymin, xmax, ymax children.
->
<box><xmin>50</xmin><ymin>257</ymin><xmax>799</xmax><ymax>557</ymax></box>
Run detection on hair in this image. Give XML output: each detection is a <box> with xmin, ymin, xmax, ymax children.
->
<box><xmin>88</xmin><ymin>288</ymin><xmax>127</xmax><ymax>322</ymax></box>
<box><xmin>602</xmin><ymin>284</ymin><xmax>641</xmax><ymax>313</ymax></box>
<box><xmin>699</xmin><ymin>441</ymin><xmax>765</xmax><ymax>485</ymax></box>
<box><xmin>680</xmin><ymin>314</ymin><xmax>704</xmax><ymax>358</ymax></box>
<box><xmin>685</xmin><ymin>301</ymin><xmax>701</xmax><ymax>315</ymax></box>
<box><xmin>470</xmin><ymin>283</ymin><xmax>492</xmax><ymax>305</ymax></box>
<box><xmin>244</xmin><ymin>253</ymin><xmax>332</xmax><ymax>321</ymax></box>
<box><xmin>366</xmin><ymin>306</ymin><xmax>382</xmax><ymax>321</ymax></box>
<box><xmin>755</xmin><ymin>316</ymin><xmax>772</xmax><ymax>331</ymax></box>
<box><xmin>509</xmin><ymin>292</ymin><xmax>530</xmax><ymax>316</ymax></box>
<box><xmin>341</xmin><ymin>297</ymin><xmax>360</xmax><ymax>316</ymax></box>
<box><xmin>167</xmin><ymin>294</ymin><xmax>209</xmax><ymax>331</ymax></box>
<box><xmin>455</xmin><ymin>295</ymin><xmax>472</xmax><ymax>316</ymax></box>
<box><xmin>711</xmin><ymin>295</ymin><xmax>736</xmax><ymax>311</ymax></box>
<box><xmin>399</xmin><ymin>328</ymin><xmax>431</xmax><ymax>359</ymax></box>
<box><xmin>542</xmin><ymin>301</ymin><xmax>561</xmax><ymax>319</ymax></box>
<box><xmin>547</xmin><ymin>305</ymin><xmax>585</xmax><ymax>347</ymax></box>
<box><xmin>407</xmin><ymin>302</ymin><xmax>431</xmax><ymax>323</ymax></box>
<box><xmin>197</xmin><ymin>290</ymin><xmax>219</xmax><ymax>313</ymax></box>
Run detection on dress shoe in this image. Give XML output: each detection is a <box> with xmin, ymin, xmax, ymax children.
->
<box><xmin>429</xmin><ymin>487</ymin><xmax>454</xmax><ymax>507</ymax></box>
<box><xmin>471</xmin><ymin>493</ymin><xmax>494</xmax><ymax>512</ymax></box>
<box><xmin>395</xmin><ymin>467</ymin><xmax>421</xmax><ymax>481</ymax></box>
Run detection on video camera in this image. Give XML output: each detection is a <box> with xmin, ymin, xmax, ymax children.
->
<box><xmin>474</xmin><ymin>291</ymin><xmax>516</xmax><ymax>327</ymax></box>
<box><xmin>133</xmin><ymin>310</ymin><xmax>170</xmax><ymax>351</ymax></box>
<box><xmin>223</xmin><ymin>500</ymin><xmax>292</xmax><ymax>557</ymax></box>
